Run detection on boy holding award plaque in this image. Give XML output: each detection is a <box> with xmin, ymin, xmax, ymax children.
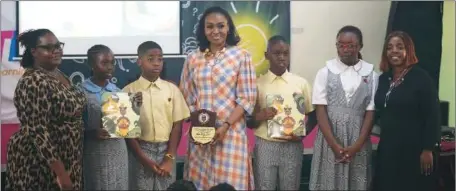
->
<box><xmin>80</xmin><ymin>45</ymin><xmax>142</xmax><ymax>190</ymax></box>
<box><xmin>123</xmin><ymin>41</ymin><xmax>190</xmax><ymax>190</ymax></box>
<box><xmin>251</xmin><ymin>35</ymin><xmax>315</xmax><ymax>190</ymax></box>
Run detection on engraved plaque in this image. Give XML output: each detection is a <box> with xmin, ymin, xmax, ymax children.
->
<box><xmin>190</xmin><ymin>109</ymin><xmax>216</xmax><ymax>144</ymax></box>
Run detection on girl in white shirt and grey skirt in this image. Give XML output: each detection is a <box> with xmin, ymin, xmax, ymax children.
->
<box><xmin>309</xmin><ymin>25</ymin><xmax>378</xmax><ymax>191</ymax></box>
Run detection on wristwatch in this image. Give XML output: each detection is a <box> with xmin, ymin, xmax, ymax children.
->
<box><xmin>223</xmin><ymin>121</ymin><xmax>231</xmax><ymax>127</ymax></box>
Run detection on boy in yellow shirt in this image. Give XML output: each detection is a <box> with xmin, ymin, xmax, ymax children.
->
<box><xmin>124</xmin><ymin>41</ymin><xmax>190</xmax><ymax>190</ymax></box>
<box><xmin>251</xmin><ymin>35</ymin><xmax>316</xmax><ymax>190</ymax></box>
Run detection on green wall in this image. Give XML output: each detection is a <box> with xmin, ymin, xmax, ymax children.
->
<box><xmin>439</xmin><ymin>1</ymin><xmax>455</xmax><ymax>127</ymax></box>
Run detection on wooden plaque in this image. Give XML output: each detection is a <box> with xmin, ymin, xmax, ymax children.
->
<box><xmin>190</xmin><ymin>109</ymin><xmax>216</xmax><ymax>144</ymax></box>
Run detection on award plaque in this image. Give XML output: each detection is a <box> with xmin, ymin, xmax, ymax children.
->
<box><xmin>190</xmin><ymin>109</ymin><xmax>216</xmax><ymax>144</ymax></box>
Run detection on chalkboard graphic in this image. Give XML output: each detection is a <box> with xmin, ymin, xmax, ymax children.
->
<box><xmin>111</xmin><ymin>77</ymin><xmax>118</xmax><ymax>84</ymax></box>
<box><xmin>128</xmin><ymin>58</ymin><xmax>137</xmax><ymax>64</ymax></box>
<box><xmin>192</xmin><ymin>8</ymin><xmax>198</xmax><ymax>16</ymax></box>
<box><xmin>181</xmin><ymin>1</ymin><xmax>191</xmax><ymax>9</ymax></box>
<box><xmin>180</xmin><ymin>1</ymin><xmax>290</xmax><ymax>76</ymax></box>
<box><xmin>115</xmin><ymin>59</ymin><xmax>129</xmax><ymax>72</ymax></box>
<box><xmin>72</xmin><ymin>59</ymin><xmax>85</xmax><ymax>64</ymax></box>
<box><xmin>61</xmin><ymin>57</ymin><xmax>140</xmax><ymax>88</ymax></box>
<box><xmin>68</xmin><ymin>71</ymin><xmax>85</xmax><ymax>86</ymax></box>
<box><xmin>193</xmin><ymin>14</ymin><xmax>203</xmax><ymax>35</ymax></box>
<box><xmin>182</xmin><ymin>37</ymin><xmax>198</xmax><ymax>55</ymax></box>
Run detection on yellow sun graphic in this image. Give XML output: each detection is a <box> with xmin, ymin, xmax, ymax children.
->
<box><xmin>230</xmin><ymin>1</ymin><xmax>280</xmax><ymax>76</ymax></box>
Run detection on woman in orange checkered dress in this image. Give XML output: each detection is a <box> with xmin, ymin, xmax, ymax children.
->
<box><xmin>179</xmin><ymin>6</ymin><xmax>257</xmax><ymax>191</ymax></box>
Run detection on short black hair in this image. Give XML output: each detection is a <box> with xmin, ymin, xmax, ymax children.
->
<box><xmin>137</xmin><ymin>41</ymin><xmax>162</xmax><ymax>57</ymax></box>
<box><xmin>336</xmin><ymin>25</ymin><xmax>363</xmax><ymax>59</ymax></box>
<box><xmin>87</xmin><ymin>44</ymin><xmax>112</xmax><ymax>66</ymax></box>
<box><xmin>209</xmin><ymin>183</ymin><xmax>236</xmax><ymax>191</ymax></box>
<box><xmin>17</xmin><ymin>29</ymin><xmax>54</xmax><ymax>68</ymax></box>
<box><xmin>196</xmin><ymin>6</ymin><xmax>240</xmax><ymax>52</ymax></box>
<box><xmin>166</xmin><ymin>180</ymin><xmax>197</xmax><ymax>191</ymax></box>
<box><xmin>136</xmin><ymin>41</ymin><xmax>166</xmax><ymax>79</ymax></box>
<box><xmin>267</xmin><ymin>35</ymin><xmax>289</xmax><ymax>51</ymax></box>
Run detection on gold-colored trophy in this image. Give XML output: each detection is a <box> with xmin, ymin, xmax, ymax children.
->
<box><xmin>190</xmin><ymin>109</ymin><xmax>216</xmax><ymax>144</ymax></box>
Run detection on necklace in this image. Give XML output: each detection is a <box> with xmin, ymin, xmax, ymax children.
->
<box><xmin>204</xmin><ymin>47</ymin><xmax>226</xmax><ymax>65</ymax></box>
<box><xmin>35</xmin><ymin>66</ymin><xmax>60</xmax><ymax>78</ymax></box>
<box><xmin>45</xmin><ymin>69</ymin><xmax>61</xmax><ymax>79</ymax></box>
<box><xmin>384</xmin><ymin>67</ymin><xmax>411</xmax><ymax>107</ymax></box>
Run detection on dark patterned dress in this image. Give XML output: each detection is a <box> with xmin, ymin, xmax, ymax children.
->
<box><xmin>5</xmin><ymin>69</ymin><xmax>86</xmax><ymax>190</ymax></box>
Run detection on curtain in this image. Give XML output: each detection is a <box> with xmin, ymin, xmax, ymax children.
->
<box><xmin>388</xmin><ymin>2</ymin><xmax>443</xmax><ymax>89</ymax></box>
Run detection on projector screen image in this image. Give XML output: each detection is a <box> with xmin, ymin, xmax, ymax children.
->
<box><xmin>18</xmin><ymin>1</ymin><xmax>180</xmax><ymax>55</ymax></box>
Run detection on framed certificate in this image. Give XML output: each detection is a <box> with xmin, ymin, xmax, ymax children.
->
<box><xmin>266</xmin><ymin>93</ymin><xmax>306</xmax><ymax>138</ymax></box>
<box><xmin>101</xmin><ymin>92</ymin><xmax>141</xmax><ymax>138</ymax></box>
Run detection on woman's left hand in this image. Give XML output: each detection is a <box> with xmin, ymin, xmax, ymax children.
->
<box><xmin>211</xmin><ymin>124</ymin><xmax>229</xmax><ymax>145</ymax></box>
<box><xmin>420</xmin><ymin>150</ymin><xmax>433</xmax><ymax>176</ymax></box>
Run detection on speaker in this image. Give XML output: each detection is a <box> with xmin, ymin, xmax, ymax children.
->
<box><xmin>440</xmin><ymin>101</ymin><xmax>449</xmax><ymax>126</ymax></box>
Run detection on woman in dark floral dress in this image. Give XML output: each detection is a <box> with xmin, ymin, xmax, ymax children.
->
<box><xmin>5</xmin><ymin>29</ymin><xmax>86</xmax><ymax>190</ymax></box>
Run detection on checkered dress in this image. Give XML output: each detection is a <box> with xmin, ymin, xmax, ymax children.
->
<box><xmin>179</xmin><ymin>46</ymin><xmax>257</xmax><ymax>190</ymax></box>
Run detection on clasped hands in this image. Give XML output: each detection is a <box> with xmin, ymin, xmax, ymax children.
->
<box><xmin>333</xmin><ymin>144</ymin><xmax>361</xmax><ymax>164</ymax></box>
<box><xmin>144</xmin><ymin>155</ymin><xmax>174</xmax><ymax>177</ymax></box>
<box><xmin>332</xmin><ymin>145</ymin><xmax>434</xmax><ymax>176</ymax></box>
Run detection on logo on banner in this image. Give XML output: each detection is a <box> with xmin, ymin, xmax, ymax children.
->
<box><xmin>1</xmin><ymin>31</ymin><xmax>23</xmax><ymax>76</ymax></box>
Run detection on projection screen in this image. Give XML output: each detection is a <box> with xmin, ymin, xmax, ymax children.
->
<box><xmin>18</xmin><ymin>1</ymin><xmax>181</xmax><ymax>56</ymax></box>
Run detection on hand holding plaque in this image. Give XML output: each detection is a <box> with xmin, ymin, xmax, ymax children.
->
<box><xmin>190</xmin><ymin>109</ymin><xmax>216</xmax><ymax>145</ymax></box>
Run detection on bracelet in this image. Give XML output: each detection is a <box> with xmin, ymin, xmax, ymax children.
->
<box><xmin>165</xmin><ymin>153</ymin><xmax>175</xmax><ymax>160</ymax></box>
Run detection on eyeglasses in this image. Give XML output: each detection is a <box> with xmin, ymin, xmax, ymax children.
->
<box><xmin>336</xmin><ymin>42</ymin><xmax>357</xmax><ymax>50</ymax></box>
<box><xmin>36</xmin><ymin>42</ymin><xmax>65</xmax><ymax>52</ymax></box>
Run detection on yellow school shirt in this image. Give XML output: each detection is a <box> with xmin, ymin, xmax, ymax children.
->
<box><xmin>123</xmin><ymin>77</ymin><xmax>190</xmax><ymax>142</ymax></box>
<box><xmin>255</xmin><ymin>70</ymin><xmax>314</xmax><ymax>142</ymax></box>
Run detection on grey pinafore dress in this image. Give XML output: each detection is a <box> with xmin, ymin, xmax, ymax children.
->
<box><xmin>80</xmin><ymin>80</ymin><xmax>129</xmax><ymax>190</ymax></box>
<box><xmin>309</xmin><ymin>69</ymin><xmax>373</xmax><ymax>190</ymax></box>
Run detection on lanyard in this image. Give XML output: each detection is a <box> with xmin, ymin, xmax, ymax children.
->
<box><xmin>384</xmin><ymin>67</ymin><xmax>411</xmax><ymax>107</ymax></box>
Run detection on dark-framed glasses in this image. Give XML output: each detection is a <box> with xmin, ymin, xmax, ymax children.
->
<box><xmin>36</xmin><ymin>42</ymin><xmax>65</xmax><ymax>52</ymax></box>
